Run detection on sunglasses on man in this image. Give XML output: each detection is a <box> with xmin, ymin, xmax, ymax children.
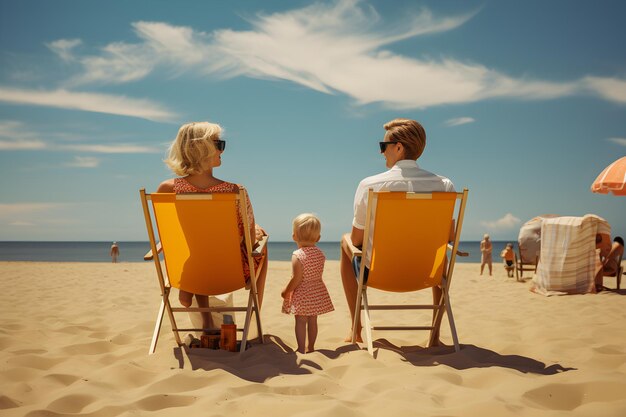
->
<box><xmin>214</xmin><ymin>140</ymin><xmax>226</xmax><ymax>151</ymax></box>
<box><xmin>378</xmin><ymin>141</ymin><xmax>399</xmax><ymax>153</ymax></box>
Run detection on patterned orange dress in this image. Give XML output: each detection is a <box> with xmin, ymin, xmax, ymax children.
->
<box><xmin>173</xmin><ymin>178</ymin><xmax>263</xmax><ymax>281</ymax></box>
<box><xmin>282</xmin><ymin>246</ymin><xmax>334</xmax><ymax>316</ymax></box>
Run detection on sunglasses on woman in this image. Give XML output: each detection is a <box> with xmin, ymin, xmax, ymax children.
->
<box><xmin>379</xmin><ymin>141</ymin><xmax>399</xmax><ymax>153</ymax></box>
<box><xmin>214</xmin><ymin>140</ymin><xmax>226</xmax><ymax>151</ymax></box>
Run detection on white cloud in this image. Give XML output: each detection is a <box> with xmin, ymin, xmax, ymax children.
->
<box><xmin>65</xmin><ymin>21</ymin><xmax>211</xmax><ymax>86</ymax></box>
<box><xmin>0</xmin><ymin>120</ymin><xmax>162</xmax><ymax>154</ymax></box>
<box><xmin>59</xmin><ymin>143</ymin><xmax>161</xmax><ymax>153</ymax></box>
<box><xmin>45</xmin><ymin>0</ymin><xmax>626</xmax><ymax>108</ymax></box>
<box><xmin>445</xmin><ymin>117</ymin><xmax>475</xmax><ymax>127</ymax></box>
<box><xmin>0</xmin><ymin>120</ymin><xmax>48</xmax><ymax>149</ymax></box>
<box><xmin>607</xmin><ymin>137</ymin><xmax>626</xmax><ymax>146</ymax></box>
<box><xmin>0</xmin><ymin>203</ymin><xmax>76</xmax><ymax>231</ymax></box>
<box><xmin>0</xmin><ymin>139</ymin><xmax>47</xmax><ymax>150</ymax></box>
<box><xmin>583</xmin><ymin>77</ymin><xmax>626</xmax><ymax>104</ymax></box>
<box><xmin>46</xmin><ymin>38</ymin><xmax>82</xmax><ymax>61</ymax></box>
<box><xmin>0</xmin><ymin>87</ymin><xmax>177</xmax><ymax>122</ymax></box>
<box><xmin>481</xmin><ymin>213</ymin><xmax>521</xmax><ymax>231</ymax></box>
<box><xmin>64</xmin><ymin>156</ymin><xmax>100</xmax><ymax>168</ymax></box>
<box><xmin>8</xmin><ymin>221</ymin><xmax>35</xmax><ymax>227</ymax></box>
<box><xmin>0</xmin><ymin>203</ymin><xmax>65</xmax><ymax>217</ymax></box>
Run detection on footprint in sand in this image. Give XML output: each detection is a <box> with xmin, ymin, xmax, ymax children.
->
<box><xmin>46</xmin><ymin>394</ymin><xmax>97</xmax><ymax>414</ymax></box>
<box><xmin>522</xmin><ymin>381</ymin><xmax>626</xmax><ymax>411</ymax></box>
<box><xmin>135</xmin><ymin>394</ymin><xmax>197</xmax><ymax>411</ymax></box>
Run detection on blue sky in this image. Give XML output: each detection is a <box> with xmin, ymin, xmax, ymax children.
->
<box><xmin>0</xmin><ymin>0</ymin><xmax>625</xmax><ymax>242</ymax></box>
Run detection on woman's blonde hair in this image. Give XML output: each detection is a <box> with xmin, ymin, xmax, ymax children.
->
<box><xmin>293</xmin><ymin>213</ymin><xmax>321</xmax><ymax>245</ymax></box>
<box><xmin>164</xmin><ymin>122</ymin><xmax>222</xmax><ymax>176</ymax></box>
<box><xmin>383</xmin><ymin>118</ymin><xmax>426</xmax><ymax>160</ymax></box>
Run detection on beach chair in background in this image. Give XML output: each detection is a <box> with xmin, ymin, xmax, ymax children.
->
<box><xmin>515</xmin><ymin>217</ymin><xmax>545</xmax><ymax>281</ymax></box>
<box><xmin>348</xmin><ymin>189</ymin><xmax>468</xmax><ymax>355</ymax></box>
<box><xmin>532</xmin><ymin>214</ymin><xmax>610</xmax><ymax>295</ymax></box>
<box><xmin>140</xmin><ymin>189</ymin><xmax>266</xmax><ymax>354</ymax></box>
<box><xmin>602</xmin><ymin>251</ymin><xmax>624</xmax><ymax>291</ymax></box>
<box><xmin>514</xmin><ymin>247</ymin><xmax>538</xmax><ymax>282</ymax></box>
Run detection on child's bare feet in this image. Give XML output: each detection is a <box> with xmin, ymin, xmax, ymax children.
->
<box><xmin>344</xmin><ymin>330</ymin><xmax>363</xmax><ymax>343</ymax></box>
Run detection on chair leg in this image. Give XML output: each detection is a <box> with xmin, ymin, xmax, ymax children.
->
<box><xmin>251</xmin><ymin>288</ymin><xmax>264</xmax><ymax>345</ymax></box>
<box><xmin>362</xmin><ymin>291</ymin><xmax>374</xmax><ymax>355</ymax></box>
<box><xmin>149</xmin><ymin>299</ymin><xmax>166</xmax><ymax>355</ymax></box>
<box><xmin>240</xmin><ymin>292</ymin><xmax>254</xmax><ymax>353</ymax></box>
<box><xmin>428</xmin><ymin>292</ymin><xmax>446</xmax><ymax>348</ymax></box>
<box><xmin>443</xmin><ymin>289</ymin><xmax>460</xmax><ymax>352</ymax></box>
<box><xmin>351</xmin><ymin>286</ymin><xmax>364</xmax><ymax>344</ymax></box>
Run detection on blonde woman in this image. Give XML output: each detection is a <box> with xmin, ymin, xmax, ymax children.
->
<box><xmin>157</xmin><ymin>121</ymin><xmax>268</xmax><ymax>330</ymax></box>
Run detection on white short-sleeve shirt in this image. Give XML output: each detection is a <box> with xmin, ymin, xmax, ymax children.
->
<box><xmin>352</xmin><ymin>159</ymin><xmax>455</xmax><ymax>266</ymax></box>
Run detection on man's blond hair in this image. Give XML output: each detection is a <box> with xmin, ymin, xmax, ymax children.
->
<box><xmin>383</xmin><ymin>118</ymin><xmax>426</xmax><ymax>160</ymax></box>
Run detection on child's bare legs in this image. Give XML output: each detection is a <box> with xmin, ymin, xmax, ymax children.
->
<box><xmin>306</xmin><ymin>316</ymin><xmax>318</xmax><ymax>353</ymax></box>
<box><xmin>294</xmin><ymin>315</ymin><xmax>318</xmax><ymax>353</ymax></box>
<box><xmin>295</xmin><ymin>315</ymin><xmax>308</xmax><ymax>353</ymax></box>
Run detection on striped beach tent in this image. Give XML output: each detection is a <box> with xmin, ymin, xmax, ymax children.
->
<box><xmin>532</xmin><ymin>214</ymin><xmax>610</xmax><ymax>295</ymax></box>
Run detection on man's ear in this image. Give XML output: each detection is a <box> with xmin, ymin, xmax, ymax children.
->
<box><xmin>396</xmin><ymin>142</ymin><xmax>405</xmax><ymax>158</ymax></box>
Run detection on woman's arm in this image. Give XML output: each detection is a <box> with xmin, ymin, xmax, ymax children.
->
<box><xmin>241</xmin><ymin>187</ymin><xmax>258</xmax><ymax>245</ymax></box>
<box><xmin>281</xmin><ymin>255</ymin><xmax>304</xmax><ymax>298</ymax></box>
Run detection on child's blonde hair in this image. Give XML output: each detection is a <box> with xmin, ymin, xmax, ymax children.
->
<box><xmin>165</xmin><ymin>122</ymin><xmax>222</xmax><ymax>176</ymax></box>
<box><xmin>293</xmin><ymin>213</ymin><xmax>321</xmax><ymax>245</ymax></box>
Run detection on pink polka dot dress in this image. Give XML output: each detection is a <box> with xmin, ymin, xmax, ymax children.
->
<box><xmin>282</xmin><ymin>246</ymin><xmax>334</xmax><ymax>316</ymax></box>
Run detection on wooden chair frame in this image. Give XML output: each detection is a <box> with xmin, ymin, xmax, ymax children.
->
<box><xmin>603</xmin><ymin>252</ymin><xmax>624</xmax><ymax>291</ymax></box>
<box><xmin>349</xmin><ymin>189</ymin><xmax>469</xmax><ymax>355</ymax></box>
<box><xmin>514</xmin><ymin>246</ymin><xmax>538</xmax><ymax>282</ymax></box>
<box><xmin>140</xmin><ymin>188</ymin><xmax>266</xmax><ymax>355</ymax></box>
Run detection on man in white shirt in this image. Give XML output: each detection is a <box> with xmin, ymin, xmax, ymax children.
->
<box><xmin>340</xmin><ymin>118</ymin><xmax>455</xmax><ymax>343</ymax></box>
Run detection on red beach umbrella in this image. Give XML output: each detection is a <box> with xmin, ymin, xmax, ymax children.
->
<box><xmin>591</xmin><ymin>156</ymin><xmax>626</xmax><ymax>196</ymax></box>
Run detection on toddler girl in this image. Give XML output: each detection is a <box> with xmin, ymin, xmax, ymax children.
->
<box><xmin>281</xmin><ymin>213</ymin><xmax>334</xmax><ymax>353</ymax></box>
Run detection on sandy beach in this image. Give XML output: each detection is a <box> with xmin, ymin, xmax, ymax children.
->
<box><xmin>1</xmin><ymin>260</ymin><xmax>625</xmax><ymax>416</ymax></box>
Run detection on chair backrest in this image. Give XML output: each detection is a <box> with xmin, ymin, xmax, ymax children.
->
<box><xmin>517</xmin><ymin>246</ymin><xmax>537</xmax><ymax>267</ymax></box>
<box><xmin>148</xmin><ymin>192</ymin><xmax>248</xmax><ymax>296</ymax></box>
<box><xmin>518</xmin><ymin>214</ymin><xmax>560</xmax><ymax>264</ymax></box>
<box><xmin>363</xmin><ymin>191</ymin><xmax>465</xmax><ymax>293</ymax></box>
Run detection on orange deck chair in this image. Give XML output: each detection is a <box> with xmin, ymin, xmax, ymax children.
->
<box><xmin>140</xmin><ymin>189</ymin><xmax>266</xmax><ymax>354</ymax></box>
<box><xmin>348</xmin><ymin>189</ymin><xmax>468</xmax><ymax>355</ymax></box>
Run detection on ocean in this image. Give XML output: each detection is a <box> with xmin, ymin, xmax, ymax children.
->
<box><xmin>0</xmin><ymin>241</ymin><xmax>516</xmax><ymax>263</ymax></box>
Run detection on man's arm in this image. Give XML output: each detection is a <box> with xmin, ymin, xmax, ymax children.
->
<box><xmin>350</xmin><ymin>226</ymin><xmax>364</xmax><ymax>248</ymax></box>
